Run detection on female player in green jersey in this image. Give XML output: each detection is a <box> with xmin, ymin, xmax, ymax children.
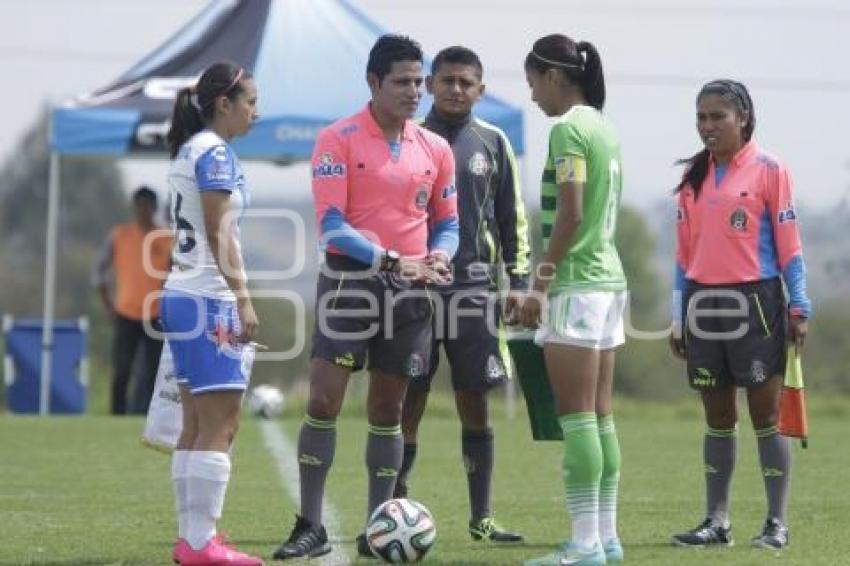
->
<box><xmin>519</xmin><ymin>34</ymin><xmax>626</xmax><ymax>566</ymax></box>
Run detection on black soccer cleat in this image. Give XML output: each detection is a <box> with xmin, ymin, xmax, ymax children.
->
<box><xmin>469</xmin><ymin>517</ymin><xmax>525</xmax><ymax>543</ymax></box>
<box><xmin>273</xmin><ymin>514</ymin><xmax>331</xmax><ymax>560</ymax></box>
<box><xmin>356</xmin><ymin>533</ymin><xmax>377</xmax><ymax>558</ymax></box>
<box><xmin>672</xmin><ymin>517</ymin><xmax>734</xmax><ymax>547</ymax></box>
<box><xmin>751</xmin><ymin>517</ymin><xmax>789</xmax><ymax>550</ymax></box>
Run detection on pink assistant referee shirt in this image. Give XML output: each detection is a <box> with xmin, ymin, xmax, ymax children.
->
<box><xmin>676</xmin><ymin>141</ymin><xmax>803</xmax><ymax>284</ymax></box>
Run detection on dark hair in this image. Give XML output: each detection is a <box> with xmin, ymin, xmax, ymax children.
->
<box><xmin>524</xmin><ymin>34</ymin><xmax>605</xmax><ymax>110</ymax></box>
<box><xmin>166</xmin><ymin>61</ymin><xmax>252</xmax><ymax>158</ymax></box>
<box><xmin>132</xmin><ymin>186</ymin><xmax>157</xmax><ymax>206</ymax></box>
<box><xmin>675</xmin><ymin>79</ymin><xmax>756</xmax><ymax>197</ymax></box>
<box><xmin>431</xmin><ymin>45</ymin><xmax>483</xmax><ymax>77</ymax></box>
<box><xmin>367</xmin><ymin>34</ymin><xmax>423</xmax><ymax>84</ymax></box>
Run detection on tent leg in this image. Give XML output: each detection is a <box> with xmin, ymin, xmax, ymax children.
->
<box><xmin>40</xmin><ymin>152</ymin><xmax>60</xmax><ymax>416</ymax></box>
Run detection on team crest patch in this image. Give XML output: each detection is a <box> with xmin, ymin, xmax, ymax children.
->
<box><xmin>211</xmin><ymin>146</ymin><xmax>229</xmax><ymax>162</ymax></box>
<box><xmin>730</xmin><ymin>207</ymin><xmax>748</xmax><ymax>231</ymax></box>
<box><xmin>415</xmin><ymin>186</ymin><xmax>429</xmax><ymax>209</ymax></box>
<box><xmin>312</xmin><ymin>152</ymin><xmax>346</xmax><ymax>178</ymax></box>
<box><xmin>486</xmin><ymin>355</ymin><xmax>506</xmax><ymax>380</ymax></box>
<box><xmin>778</xmin><ymin>202</ymin><xmax>797</xmax><ymax>224</ymax></box>
<box><xmin>751</xmin><ymin>359</ymin><xmax>767</xmax><ymax>383</ymax></box>
<box><xmin>207</xmin><ymin>315</ymin><xmax>240</xmax><ymax>357</ymax></box>
<box><xmin>405</xmin><ymin>353</ymin><xmax>425</xmax><ymax>377</ymax></box>
<box><xmin>468</xmin><ymin>152</ymin><xmax>489</xmax><ymax>176</ymax></box>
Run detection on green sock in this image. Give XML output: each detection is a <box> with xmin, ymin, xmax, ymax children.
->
<box><xmin>598</xmin><ymin>414</ymin><xmax>621</xmax><ymax>542</ymax></box>
<box><xmin>559</xmin><ymin>412</ymin><xmax>603</xmax><ymax>551</ymax></box>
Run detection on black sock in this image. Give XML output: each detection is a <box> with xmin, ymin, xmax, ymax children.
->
<box><xmin>462</xmin><ymin>428</ymin><xmax>494</xmax><ymax>523</ymax></box>
<box><xmin>298</xmin><ymin>416</ymin><xmax>337</xmax><ymax>525</ymax></box>
<box><xmin>756</xmin><ymin>426</ymin><xmax>791</xmax><ymax>522</ymax></box>
<box><xmin>704</xmin><ymin>427</ymin><xmax>737</xmax><ymax>526</ymax></box>
<box><xmin>366</xmin><ymin>424</ymin><xmax>403</xmax><ymax>519</ymax></box>
<box><xmin>394</xmin><ymin>442</ymin><xmax>418</xmax><ymax>498</ymax></box>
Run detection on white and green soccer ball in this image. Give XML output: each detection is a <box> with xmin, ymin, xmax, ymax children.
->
<box><xmin>246</xmin><ymin>384</ymin><xmax>285</xmax><ymax>419</ymax></box>
<box><xmin>366</xmin><ymin>498</ymin><xmax>436</xmax><ymax>563</ymax></box>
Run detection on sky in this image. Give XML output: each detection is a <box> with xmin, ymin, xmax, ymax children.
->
<box><xmin>2</xmin><ymin>0</ymin><xmax>850</xmax><ymax>212</ymax></box>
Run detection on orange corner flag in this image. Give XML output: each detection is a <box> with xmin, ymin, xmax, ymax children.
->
<box><xmin>778</xmin><ymin>348</ymin><xmax>808</xmax><ymax>448</ymax></box>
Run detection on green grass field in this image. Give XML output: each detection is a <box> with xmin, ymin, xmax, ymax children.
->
<box><xmin>1</xmin><ymin>394</ymin><xmax>848</xmax><ymax>565</ymax></box>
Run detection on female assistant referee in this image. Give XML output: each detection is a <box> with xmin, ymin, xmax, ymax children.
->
<box><xmin>670</xmin><ymin>79</ymin><xmax>811</xmax><ymax>551</ymax></box>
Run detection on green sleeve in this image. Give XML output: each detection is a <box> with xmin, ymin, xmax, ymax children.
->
<box><xmin>549</xmin><ymin>121</ymin><xmax>586</xmax><ymax>159</ymax></box>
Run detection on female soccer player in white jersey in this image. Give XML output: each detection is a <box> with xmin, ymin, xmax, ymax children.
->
<box><xmin>162</xmin><ymin>61</ymin><xmax>262</xmax><ymax>566</ymax></box>
<box><xmin>519</xmin><ymin>34</ymin><xmax>626</xmax><ymax>566</ymax></box>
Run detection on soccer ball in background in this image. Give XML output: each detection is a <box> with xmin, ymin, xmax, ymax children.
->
<box><xmin>246</xmin><ymin>384</ymin><xmax>285</xmax><ymax>419</ymax></box>
<box><xmin>366</xmin><ymin>498</ymin><xmax>436</xmax><ymax>563</ymax></box>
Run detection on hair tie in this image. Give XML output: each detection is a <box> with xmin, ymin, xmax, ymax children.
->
<box><xmin>189</xmin><ymin>92</ymin><xmax>202</xmax><ymax>112</ymax></box>
<box><xmin>531</xmin><ymin>50</ymin><xmax>582</xmax><ymax>70</ymax></box>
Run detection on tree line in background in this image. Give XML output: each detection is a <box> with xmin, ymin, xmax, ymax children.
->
<box><xmin>0</xmin><ymin>113</ymin><xmax>846</xmax><ymax>412</ymax></box>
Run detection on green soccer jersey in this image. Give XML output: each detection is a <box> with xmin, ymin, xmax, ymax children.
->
<box><xmin>540</xmin><ymin>105</ymin><xmax>626</xmax><ymax>292</ymax></box>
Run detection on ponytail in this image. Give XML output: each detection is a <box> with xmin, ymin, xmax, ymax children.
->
<box><xmin>165</xmin><ymin>61</ymin><xmax>251</xmax><ymax>159</ymax></box>
<box><xmin>166</xmin><ymin>88</ymin><xmax>204</xmax><ymax>159</ymax></box>
<box><xmin>576</xmin><ymin>41</ymin><xmax>605</xmax><ymax>110</ymax></box>
<box><xmin>675</xmin><ymin>149</ymin><xmax>711</xmax><ymax>197</ymax></box>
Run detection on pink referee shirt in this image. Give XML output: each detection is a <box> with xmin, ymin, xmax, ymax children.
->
<box><xmin>312</xmin><ymin>104</ymin><xmax>457</xmax><ymax>259</ymax></box>
<box><xmin>676</xmin><ymin>141</ymin><xmax>802</xmax><ymax>284</ymax></box>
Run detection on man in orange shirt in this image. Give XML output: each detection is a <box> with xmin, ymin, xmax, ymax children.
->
<box><xmin>92</xmin><ymin>186</ymin><xmax>172</xmax><ymax>415</ymax></box>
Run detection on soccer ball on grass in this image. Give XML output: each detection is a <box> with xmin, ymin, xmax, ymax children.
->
<box><xmin>366</xmin><ymin>498</ymin><xmax>436</xmax><ymax>563</ymax></box>
<box><xmin>246</xmin><ymin>384</ymin><xmax>285</xmax><ymax>419</ymax></box>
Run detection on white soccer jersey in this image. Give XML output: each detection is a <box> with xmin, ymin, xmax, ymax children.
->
<box><xmin>164</xmin><ymin>130</ymin><xmax>248</xmax><ymax>300</ymax></box>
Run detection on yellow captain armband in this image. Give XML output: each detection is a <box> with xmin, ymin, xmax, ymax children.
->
<box><xmin>554</xmin><ymin>155</ymin><xmax>587</xmax><ymax>184</ymax></box>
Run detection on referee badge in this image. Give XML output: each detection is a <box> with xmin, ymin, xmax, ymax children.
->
<box><xmin>730</xmin><ymin>207</ymin><xmax>748</xmax><ymax>231</ymax></box>
<box><xmin>414</xmin><ymin>186</ymin><xmax>429</xmax><ymax>210</ymax></box>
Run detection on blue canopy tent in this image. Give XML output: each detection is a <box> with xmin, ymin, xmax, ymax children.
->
<box><xmin>39</xmin><ymin>0</ymin><xmax>525</xmax><ymax>413</ymax></box>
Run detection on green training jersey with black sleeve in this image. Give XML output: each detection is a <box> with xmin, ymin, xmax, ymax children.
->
<box><xmin>541</xmin><ymin>105</ymin><xmax>626</xmax><ymax>293</ymax></box>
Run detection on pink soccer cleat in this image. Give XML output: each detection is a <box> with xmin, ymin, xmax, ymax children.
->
<box><xmin>172</xmin><ymin>537</ymin><xmax>264</xmax><ymax>565</ymax></box>
<box><xmin>173</xmin><ymin>535</ymin><xmax>234</xmax><ymax>564</ymax></box>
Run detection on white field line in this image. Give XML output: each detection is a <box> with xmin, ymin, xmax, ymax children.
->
<box><xmin>259</xmin><ymin>420</ymin><xmax>351</xmax><ymax>566</ymax></box>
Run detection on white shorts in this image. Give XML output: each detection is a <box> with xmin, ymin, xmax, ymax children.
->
<box><xmin>534</xmin><ymin>290</ymin><xmax>627</xmax><ymax>350</ymax></box>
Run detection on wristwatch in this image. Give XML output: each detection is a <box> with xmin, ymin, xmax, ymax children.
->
<box><xmin>381</xmin><ymin>249</ymin><xmax>400</xmax><ymax>272</ymax></box>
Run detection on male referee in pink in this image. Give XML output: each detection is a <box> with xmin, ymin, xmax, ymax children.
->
<box><xmin>274</xmin><ymin>34</ymin><xmax>458</xmax><ymax>560</ymax></box>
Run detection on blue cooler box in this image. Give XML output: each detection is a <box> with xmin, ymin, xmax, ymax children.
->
<box><xmin>3</xmin><ymin>316</ymin><xmax>88</xmax><ymax>414</ymax></box>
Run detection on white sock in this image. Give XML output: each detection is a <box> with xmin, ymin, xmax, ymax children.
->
<box><xmin>185</xmin><ymin>451</ymin><xmax>231</xmax><ymax>551</ymax></box>
<box><xmin>598</xmin><ymin>506</ymin><xmax>617</xmax><ymax>543</ymax></box>
<box><xmin>572</xmin><ymin>505</ymin><xmax>600</xmax><ymax>551</ymax></box>
<box><xmin>171</xmin><ymin>450</ymin><xmax>190</xmax><ymax>539</ymax></box>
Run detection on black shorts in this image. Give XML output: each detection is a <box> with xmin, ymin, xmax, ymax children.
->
<box><xmin>311</xmin><ymin>254</ymin><xmax>433</xmax><ymax>378</ymax></box>
<box><xmin>684</xmin><ymin>278</ymin><xmax>787</xmax><ymax>390</ymax></box>
<box><xmin>408</xmin><ymin>288</ymin><xmax>510</xmax><ymax>393</ymax></box>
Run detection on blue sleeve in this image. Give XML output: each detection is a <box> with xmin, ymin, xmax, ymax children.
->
<box><xmin>428</xmin><ymin>217</ymin><xmax>460</xmax><ymax>259</ymax></box>
<box><xmin>320</xmin><ymin>207</ymin><xmax>382</xmax><ymax>265</ymax></box>
<box><xmin>195</xmin><ymin>145</ymin><xmax>236</xmax><ymax>192</ymax></box>
<box><xmin>782</xmin><ymin>254</ymin><xmax>812</xmax><ymax>318</ymax></box>
<box><xmin>672</xmin><ymin>263</ymin><xmax>687</xmax><ymax>325</ymax></box>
